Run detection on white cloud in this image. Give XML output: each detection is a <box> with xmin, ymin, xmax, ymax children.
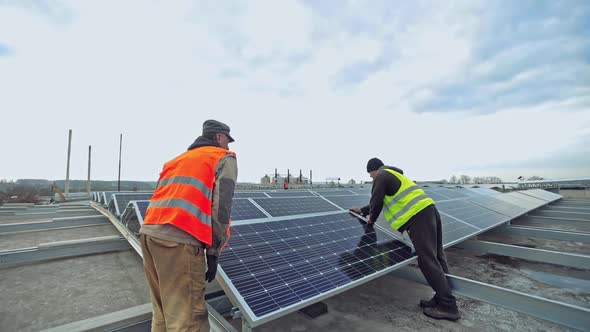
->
<box><xmin>0</xmin><ymin>1</ymin><xmax>588</xmax><ymax>184</ymax></box>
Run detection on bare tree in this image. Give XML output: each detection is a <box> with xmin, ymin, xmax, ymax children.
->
<box><xmin>449</xmin><ymin>175</ymin><xmax>457</xmax><ymax>184</ymax></box>
<box><xmin>459</xmin><ymin>175</ymin><xmax>471</xmax><ymax>184</ymax></box>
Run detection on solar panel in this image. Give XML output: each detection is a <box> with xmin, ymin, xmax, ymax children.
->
<box><xmin>350</xmin><ymin>189</ymin><xmax>371</xmax><ymax>195</ymax></box>
<box><xmin>467</xmin><ymin>195</ymin><xmax>527</xmax><ymax>218</ymax></box>
<box><xmin>218</xmin><ymin>211</ymin><xmax>414</xmax><ymax>322</ymax></box>
<box><xmin>111</xmin><ymin>193</ymin><xmax>154</xmax><ymax>216</ymax></box>
<box><xmin>454</xmin><ymin>189</ymin><xmax>484</xmax><ymax>198</ymax></box>
<box><xmin>519</xmin><ymin>189</ymin><xmax>562</xmax><ymax>203</ymax></box>
<box><xmin>232</xmin><ymin>199</ymin><xmax>268</xmax><ymax>221</ymax></box>
<box><xmin>437</xmin><ymin>212</ymin><xmax>479</xmax><ymax>247</ymax></box>
<box><xmin>234</xmin><ymin>192</ymin><xmax>270</xmax><ymax>199</ymax></box>
<box><xmin>266</xmin><ymin>191</ymin><xmax>316</xmax><ymax>198</ymax></box>
<box><xmin>313</xmin><ymin>190</ymin><xmax>356</xmax><ymax>196</ymax></box>
<box><xmin>422</xmin><ymin>188</ymin><xmax>451</xmax><ymax>201</ymax></box>
<box><xmin>435</xmin><ymin>188</ymin><xmax>469</xmax><ymax>199</ymax></box>
<box><xmin>465</xmin><ymin>187</ymin><xmax>500</xmax><ymax>196</ymax></box>
<box><xmin>437</xmin><ymin>199</ymin><xmax>510</xmax><ymax>231</ymax></box>
<box><xmin>252</xmin><ymin>197</ymin><xmax>340</xmax><ymax>217</ymax></box>
<box><xmin>135</xmin><ymin>200</ymin><xmax>149</xmax><ymax>222</ymax></box>
<box><xmin>323</xmin><ymin>195</ymin><xmax>370</xmax><ymax>210</ymax></box>
<box><xmin>493</xmin><ymin>192</ymin><xmax>546</xmax><ymax>211</ymax></box>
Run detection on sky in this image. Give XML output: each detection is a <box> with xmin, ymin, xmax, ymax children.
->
<box><xmin>1</xmin><ymin>0</ymin><xmax>589</xmax><ymax>184</ymax></box>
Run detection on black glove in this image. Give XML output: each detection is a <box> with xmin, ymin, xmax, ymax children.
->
<box><xmin>205</xmin><ymin>255</ymin><xmax>218</xmax><ymax>283</ymax></box>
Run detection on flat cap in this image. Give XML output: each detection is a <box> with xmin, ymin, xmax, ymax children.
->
<box><xmin>202</xmin><ymin>119</ymin><xmax>234</xmax><ymax>142</ymax></box>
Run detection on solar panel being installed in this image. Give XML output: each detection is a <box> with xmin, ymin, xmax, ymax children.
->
<box><xmin>218</xmin><ymin>211</ymin><xmax>414</xmax><ymax>320</ymax></box>
<box><xmin>231</xmin><ymin>199</ymin><xmax>268</xmax><ymax>221</ymax></box>
<box><xmin>252</xmin><ymin>197</ymin><xmax>340</xmax><ymax>217</ymax></box>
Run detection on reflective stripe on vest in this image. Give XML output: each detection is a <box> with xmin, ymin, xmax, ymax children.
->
<box><xmin>148</xmin><ymin>198</ymin><xmax>212</xmax><ymax>226</ymax></box>
<box><xmin>382</xmin><ymin>169</ymin><xmax>434</xmax><ymax>230</ymax></box>
<box><xmin>156</xmin><ymin>176</ymin><xmax>212</xmax><ymax>199</ymax></box>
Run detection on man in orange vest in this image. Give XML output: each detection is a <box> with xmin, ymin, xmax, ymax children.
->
<box><xmin>140</xmin><ymin>119</ymin><xmax>238</xmax><ymax>332</ymax></box>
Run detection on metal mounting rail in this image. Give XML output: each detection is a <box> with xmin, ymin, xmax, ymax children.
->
<box><xmin>393</xmin><ymin>266</ymin><xmax>590</xmax><ymax>331</ymax></box>
<box><xmin>0</xmin><ymin>215</ymin><xmax>110</xmax><ymax>234</ymax></box>
<box><xmin>90</xmin><ymin>202</ymin><xmax>142</xmax><ymax>257</ymax></box>
<box><xmin>0</xmin><ymin>235</ymin><xmax>131</xmax><ymax>267</ymax></box>
<box><xmin>454</xmin><ymin>239</ymin><xmax>590</xmax><ymax>269</ymax></box>
<box><xmin>490</xmin><ymin>225</ymin><xmax>590</xmax><ymax>244</ymax></box>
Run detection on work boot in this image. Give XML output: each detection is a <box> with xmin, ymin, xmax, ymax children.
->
<box><xmin>419</xmin><ymin>297</ymin><xmax>437</xmax><ymax>308</ymax></box>
<box><xmin>423</xmin><ymin>304</ymin><xmax>461</xmax><ymax>321</ymax></box>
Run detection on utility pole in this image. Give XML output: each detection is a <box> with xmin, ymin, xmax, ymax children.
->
<box><xmin>65</xmin><ymin>129</ymin><xmax>72</xmax><ymax>197</ymax></box>
<box><xmin>310</xmin><ymin>170</ymin><xmax>313</xmax><ymax>187</ymax></box>
<box><xmin>86</xmin><ymin>145</ymin><xmax>92</xmax><ymax>196</ymax></box>
<box><xmin>118</xmin><ymin>134</ymin><xmax>122</xmax><ymax>192</ymax></box>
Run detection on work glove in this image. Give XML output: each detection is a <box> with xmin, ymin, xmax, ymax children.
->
<box><xmin>205</xmin><ymin>255</ymin><xmax>218</xmax><ymax>283</ymax></box>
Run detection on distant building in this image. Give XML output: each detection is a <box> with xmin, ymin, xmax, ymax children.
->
<box><xmin>260</xmin><ymin>174</ymin><xmax>310</xmax><ymax>185</ymax></box>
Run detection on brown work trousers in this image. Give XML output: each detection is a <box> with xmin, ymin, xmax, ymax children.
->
<box><xmin>141</xmin><ymin>234</ymin><xmax>210</xmax><ymax>332</ymax></box>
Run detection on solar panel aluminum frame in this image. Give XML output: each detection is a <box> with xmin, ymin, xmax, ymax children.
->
<box><xmin>215</xmin><ymin>212</ymin><xmax>418</xmax><ymax>328</ymax></box>
<box><xmin>438</xmin><ymin>207</ymin><xmax>511</xmax><ymax>248</ymax></box>
<box><xmin>111</xmin><ymin>193</ymin><xmax>154</xmax><ymax>216</ymax></box>
<box><xmin>519</xmin><ymin>189</ymin><xmax>562</xmax><ymax>203</ymax></box>
<box><xmin>130</xmin><ymin>200</ymin><xmax>147</xmax><ymax>225</ymax></box>
<box><xmin>494</xmin><ymin>192</ymin><xmax>547</xmax><ymax>211</ymax></box>
<box><xmin>466</xmin><ymin>195</ymin><xmax>527</xmax><ymax>219</ymax></box>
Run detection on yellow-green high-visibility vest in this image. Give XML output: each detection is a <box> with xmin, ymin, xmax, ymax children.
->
<box><xmin>382</xmin><ymin>169</ymin><xmax>435</xmax><ymax>230</ymax></box>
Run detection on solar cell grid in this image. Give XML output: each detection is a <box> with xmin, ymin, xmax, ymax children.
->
<box><xmin>265</xmin><ymin>191</ymin><xmax>315</xmax><ymax>198</ymax></box>
<box><xmin>467</xmin><ymin>195</ymin><xmax>526</xmax><ymax>218</ymax></box>
<box><xmin>422</xmin><ymin>189</ymin><xmax>450</xmax><ymax>201</ymax></box>
<box><xmin>135</xmin><ymin>200</ymin><xmax>149</xmax><ymax>219</ymax></box>
<box><xmin>323</xmin><ymin>195</ymin><xmax>370</xmax><ymax>209</ymax></box>
<box><xmin>252</xmin><ymin>197</ymin><xmax>339</xmax><ymax>217</ymax></box>
<box><xmin>219</xmin><ymin>212</ymin><xmax>413</xmax><ymax>318</ymax></box>
<box><xmin>494</xmin><ymin>192</ymin><xmax>545</xmax><ymax>211</ymax></box>
<box><xmin>466</xmin><ymin>188</ymin><xmax>500</xmax><ymax>196</ymax></box>
<box><xmin>435</xmin><ymin>188</ymin><xmax>469</xmax><ymax>199</ymax></box>
<box><xmin>520</xmin><ymin>189</ymin><xmax>561</xmax><ymax>202</ymax></box>
<box><xmin>436</xmin><ymin>199</ymin><xmax>510</xmax><ymax>231</ymax></box>
<box><xmin>314</xmin><ymin>190</ymin><xmax>356</xmax><ymax>196</ymax></box>
<box><xmin>438</xmin><ymin>212</ymin><xmax>479</xmax><ymax>247</ymax></box>
<box><xmin>112</xmin><ymin>193</ymin><xmax>153</xmax><ymax>216</ymax></box>
<box><xmin>234</xmin><ymin>192</ymin><xmax>270</xmax><ymax>198</ymax></box>
<box><xmin>231</xmin><ymin>199</ymin><xmax>268</xmax><ymax>221</ymax></box>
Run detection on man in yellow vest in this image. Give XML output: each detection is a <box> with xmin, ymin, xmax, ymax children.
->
<box><xmin>140</xmin><ymin>119</ymin><xmax>238</xmax><ymax>331</ymax></box>
<box><xmin>350</xmin><ymin>158</ymin><xmax>461</xmax><ymax>321</ymax></box>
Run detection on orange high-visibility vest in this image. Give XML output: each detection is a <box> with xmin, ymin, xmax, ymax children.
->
<box><xmin>143</xmin><ymin>146</ymin><xmax>235</xmax><ymax>245</ymax></box>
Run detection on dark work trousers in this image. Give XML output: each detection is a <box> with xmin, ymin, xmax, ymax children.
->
<box><xmin>406</xmin><ymin>205</ymin><xmax>457</xmax><ymax>309</ymax></box>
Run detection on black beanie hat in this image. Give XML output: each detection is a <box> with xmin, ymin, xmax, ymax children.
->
<box><xmin>366</xmin><ymin>158</ymin><xmax>384</xmax><ymax>173</ymax></box>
